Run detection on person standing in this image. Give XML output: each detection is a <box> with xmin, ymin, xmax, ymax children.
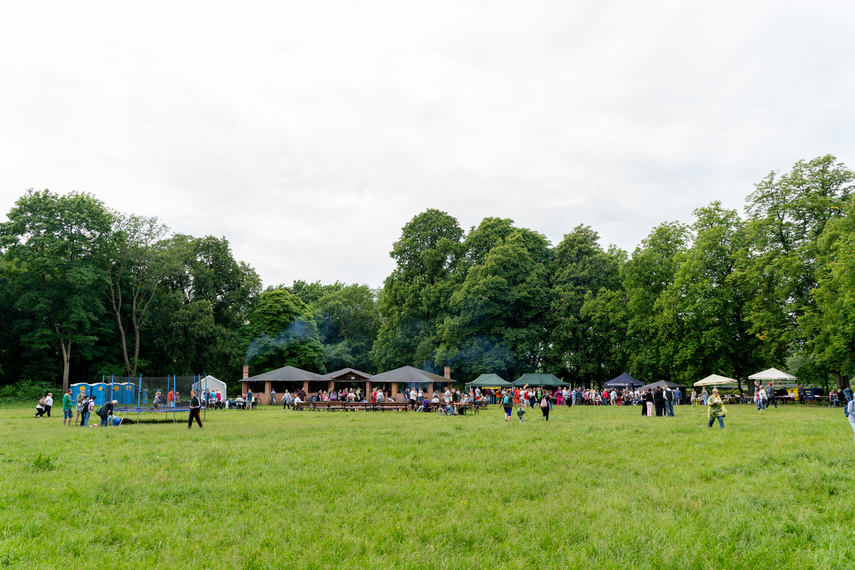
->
<box><xmin>188</xmin><ymin>390</ymin><xmax>203</xmax><ymax>429</ymax></box>
<box><xmin>843</xmin><ymin>385</ymin><xmax>853</xmax><ymax>405</ymax></box>
<box><xmin>664</xmin><ymin>386</ymin><xmax>674</xmax><ymax>417</ymax></box>
<box><xmin>797</xmin><ymin>385</ymin><xmax>806</xmax><ymax>404</ymax></box>
<box><xmin>756</xmin><ymin>386</ymin><xmax>766</xmax><ymax>411</ymax></box>
<box><xmin>654</xmin><ymin>387</ymin><xmax>665</xmax><ymax>417</ymax></box>
<box><xmin>167</xmin><ymin>389</ymin><xmax>175</xmax><ymax>408</ymax></box>
<box><xmin>269</xmin><ymin>389</ymin><xmax>276</xmax><ymax>406</ymax></box>
<box><xmin>643</xmin><ymin>390</ymin><xmax>653</xmax><ymax>417</ymax></box>
<box><xmin>701</xmin><ymin>388</ymin><xmax>709</xmax><ymax>406</ymax></box>
<box><xmin>44</xmin><ymin>393</ymin><xmax>53</xmax><ymax>417</ymax></box>
<box><xmin>247</xmin><ymin>388</ymin><xmax>253</xmax><ymax>410</ymax></box>
<box><xmin>673</xmin><ymin>386</ymin><xmax>682</xmax><ymax>405</ymax></box>
<box><xmin>707</xmin><ymin>388</ymin><xmax>726</xmax><ymax>429</ymax></box>
<box><xmin>75</xmin><ymin>392</ymin><xmax>85</xmax><ymax>425</ymax></box>
<box><xmin>81</xmin><ymin>395</ymin><xmax>93</xmax><ymax>427</ymax></box>
<box><xmin>62</xmin><ymin>389</ymin><xmax>74</xmax><ymax>426</ymax></box>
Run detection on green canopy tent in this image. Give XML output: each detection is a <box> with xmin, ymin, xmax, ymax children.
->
<box><xmin>465</xmin><ymin>374</ymin><xmax>512</xmax><ymax>390</ymax></box>
<box><xmin>512</xmin><ymin>373</ymin><xmax>569</xmax><ymax>388</ymax></box>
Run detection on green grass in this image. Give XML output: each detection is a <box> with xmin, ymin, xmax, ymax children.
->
<box><xmin>1</xmin><ymin>402</ymin><xmax>853</xmax><ymax>569</ymax></box>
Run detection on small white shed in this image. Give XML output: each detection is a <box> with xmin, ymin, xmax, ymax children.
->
<box><xmin>192</xmin><ymin>375</ymin><xmax>228</xmax><ymax>399</ymax></box>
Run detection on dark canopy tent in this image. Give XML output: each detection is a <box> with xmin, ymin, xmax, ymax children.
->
<box><xmin>465</xmin><ymin>374</ymin><xmax>512</xmax><ymax>389</ymax></box>
<box><xmin>640</xmin><ymin>379</ymin><xmax>685</xmax><ymax>390</ymax></box>
<box><xmin>512</xmin><ymin>373</ymin><xmax>569</xmax><ymax>388</ymax></box>
<box><xmin>604</xmin><ymin>372</ymin><xmax>643</xmax><ymax>388</ymax></box>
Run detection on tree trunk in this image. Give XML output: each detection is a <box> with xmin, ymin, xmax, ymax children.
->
<box><xmin>835</xmin><ymin>371</ymin><xmax>849</xmax><ymax>391</ymax></box>
<box><xmin>59</xmin><ymin>336</ymin><xmax>72</xmax><ymax>392</ymax></box>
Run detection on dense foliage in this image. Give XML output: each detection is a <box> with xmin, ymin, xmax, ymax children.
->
<box><xmin>1</xmin><ymin>155</ymin><xmax>853</xmax><ymax>394</ymax></box>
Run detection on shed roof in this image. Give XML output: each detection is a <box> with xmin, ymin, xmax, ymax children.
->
<box><xmin>326</xmin><ymin>368</ymin><xmax>373</xmax><ymax>381</ymax></box>
<box><xmin>370</xmin><ymin>366</ymin><xmax>452</xmax><ymax>384</ymax></box>
<box><xmin>243</xmin><ymin>365</ymin><xmax>326</xmax><ymax>383</ymax></box>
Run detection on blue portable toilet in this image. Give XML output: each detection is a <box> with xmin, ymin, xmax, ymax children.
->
<box><xmin>90</xmin><ymin>382</ymin><xmax>109</xmax><ymax>406</ymax></box>
<box><xmin>118</xmin><ymin>382</ymin><xmax>136</xmax><ymax>406</ymax></box>
<box><xmin>70</xmin><ymin>383</ymin><xmax>90</xmax><ymax>399</ymax></box>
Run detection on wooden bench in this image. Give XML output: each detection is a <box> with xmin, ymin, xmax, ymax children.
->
<box><xmin>294</xmin><ymin>402</ymin><xmax>312</xmax><ymax>411</ymax></box>
<box><xmin>373</xmin><ymin>401</ymin><xmax>408</xmax><ymax>412</ymax></box>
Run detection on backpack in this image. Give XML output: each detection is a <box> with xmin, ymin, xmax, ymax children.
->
<box><xmin>503</xmin><ymin>395</ymin><xmax>510</xmax><ymax>405</ymax></box>
<box><xmin>540</xmin><ymin>397</ymin><xmax>549</xmax><ymax>408</ymax></box>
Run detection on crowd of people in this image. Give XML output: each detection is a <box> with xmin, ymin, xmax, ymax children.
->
<box><xmin>29</xmin><ymin>381</ymin><xmax>855</xmax><ymax>440</ymax></box>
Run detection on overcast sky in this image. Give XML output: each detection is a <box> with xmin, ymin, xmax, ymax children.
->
<box><xmin>2</xmin><ymin>1</ymin><xmax>853</xmax><ymax>289</ymax></box>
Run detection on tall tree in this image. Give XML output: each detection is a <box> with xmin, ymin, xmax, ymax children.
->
<box><xmin>371</xmin><ymin>209</ymin><xmax>464</xmax><ymax>372</ymax></box>
<box><xmin>245</xmin><ymin>288</ymin><xmax>325</xmax><ymax>373</ymax></box>
<box><xmin>148</xmin><ymin>234</ymin><xmax>261</xmax><ymax>378</ymax></box>
<box><xmin>106</xmin><ymin>213</ymin><xmax>175</xmax><ymax>377</ymax></box>
<box><xmin>801</xmin><ymin>194</ymin><xmax>855</xmax><ymax>390</ymax></box>
<box><xmin>0</xmin><ymin>189</ymin><xmax>113</xmax><ymax>390</ymax></box>
<box><xmin>544</xmin><ymin>225</ymin><xmax>623</xmax><ymax>386</ymax></box>
<box><xmin>742</xmin><ymin>155</ymin><xmax>854</xmax><ymax>363</ymax></box>
<box><xmin>436</xmin><ymin>228</ymin><xmax>552</xmax><ymax>380</ymax></box>
<box><xmin>311</xmin><ymin>283</ymin><xmax>380</xmax><ymax>373</ymax></box>
<box><xmin>655</xmin><ymin>202</ymin><xmax>762</xmax><ymax>389</ymax></box>
<box><xmin>619</xmin><ymin>221</ymin><xmax>690</xmax><ymax>381</ymax></box>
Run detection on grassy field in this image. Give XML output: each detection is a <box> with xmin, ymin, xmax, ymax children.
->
<box><xmin>1</xmin><ymin>401</ymin><xmax>853</xmax><ymax>569</ymax></box>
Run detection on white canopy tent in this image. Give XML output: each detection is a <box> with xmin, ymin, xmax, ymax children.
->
<box><xmin>748</xmin><ymin>368</ymin><xmax>797</xmax><ymax>386</ymax></box>
<box><xmin>695</xmin><ymin>374</ymin><xmax>738</xmax><ymax>387</ymax></box>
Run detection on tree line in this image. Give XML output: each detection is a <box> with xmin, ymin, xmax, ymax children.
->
<box><xmin>1</xmin><ymin>155</ymin><xmax>853</xmax><ymax>396</ymax></box>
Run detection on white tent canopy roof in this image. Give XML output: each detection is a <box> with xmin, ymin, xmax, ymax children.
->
<box><xmin>695</xmin><ymin>374</ymin><xmax>738</xmax><ymax>386</ymax></box>
<box><xmin>748</xmin><ymin>367</ymin><xmax>797</xmax><ymax>381</ymax></box>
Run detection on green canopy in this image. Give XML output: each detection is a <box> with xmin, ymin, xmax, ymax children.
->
<box><xmin>465</xmin><ymin>374</ymin><xmax>512</xmax><ymax>388</ymax></box>
<box><xmin>512</xmin><ymin>373</ymin><xmax>569</xmax><ymax>388</ymax></box>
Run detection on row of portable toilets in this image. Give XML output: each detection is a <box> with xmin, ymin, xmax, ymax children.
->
<box><xmin>70</xmin><ymin>382</ymin><xmax>155</xmax><ymax>407</ymax></box>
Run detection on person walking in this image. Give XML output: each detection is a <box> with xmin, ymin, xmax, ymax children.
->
<box><xmin>540</xmin><ymin>392</ymin><xmax>550</xmax><ymax>421</ymax></box>
<box><xmin>501</xmin><ymin>389</ymin><xmax>513</xmax><ymax>422</ymax></box>
<box><xmin>44</xmin><ymin>393</ymin><xmax>53</xmax><ymax>417</ymax></box>
<box><xmin>62</xmin><ymin>389</ymin><xmax>74</xmax><ymax>426</ymax></box>
<box><xmin>756</xmin><ymin>386</ymin><xmax>766</xmax><ymax>411</ymax></box>
<box><xmin>188</xmin><ymin>390</ymin><xmax>203</xmax><ymax>429</ymax></box>
<box><xmin>766</xmin><ymin>383</ymin><xmax>777</xmax><ymax>409</ymax></box>
<box><xmin>707</xmin><ymin>388</ymin><xmax>726</xmax><ymax>429</ymax></box>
